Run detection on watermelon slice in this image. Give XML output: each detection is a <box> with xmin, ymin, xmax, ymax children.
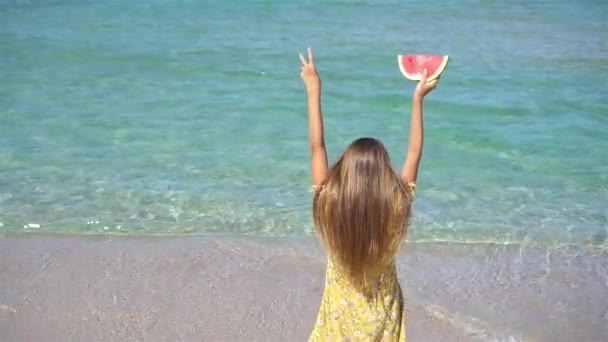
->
<box><xmin>398</xmin><ymin>55</ymin><xmax>449</xmax><ymax>82</ymax></box>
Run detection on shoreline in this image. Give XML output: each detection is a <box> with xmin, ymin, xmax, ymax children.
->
<box><xmin>3</xmin><ymin>230</ymin><xmax>605</xmax><ymax>254</ymax></box>
<box><xmin>1</xmin><ymin>235</ymin><xmax>606</xmax><ymax>341</ymax></box>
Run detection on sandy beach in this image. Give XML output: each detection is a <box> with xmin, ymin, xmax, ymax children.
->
<box><xmin>1</xmin><ymin>235</ymin><xmax>606</xmax><ymax>341</ymax></box>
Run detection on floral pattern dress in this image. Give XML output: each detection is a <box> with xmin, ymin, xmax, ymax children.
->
<box><xmin>309</xmin><ymin>259</ymin><xmax>406</xmax><ymax>342</ymax></box>
<box><xmin>309</xmin><ymin>183</ymin><xmax>414</xmax><ymax>342</ymax></box>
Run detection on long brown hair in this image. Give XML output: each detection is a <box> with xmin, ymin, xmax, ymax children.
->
<box><xmin>313</xmin><ymin>137</ymin><xmax>413</xmax><ymax>286</ymax></box>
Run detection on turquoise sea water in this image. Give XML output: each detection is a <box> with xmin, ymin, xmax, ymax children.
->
<box><xmin>1</xmin><ymin>0</ymin><xmax>607</xmax><ymax>249</ymax></box>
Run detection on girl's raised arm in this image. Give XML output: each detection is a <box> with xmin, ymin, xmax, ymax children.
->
<box><xmin>300</xmin><ymin>48</ymin><xmax>328</xmax><ymax>187</ymax></box>
<box><xmin>402</xmin><ymin>69</ymin><xmax>438</xmax><ymax>183</ymax></box>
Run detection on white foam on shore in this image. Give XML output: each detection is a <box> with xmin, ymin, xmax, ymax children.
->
<box><xmin>420</xmin><ymin>303</ymin><xmax>525</xmax><ymax>342</ymax></box>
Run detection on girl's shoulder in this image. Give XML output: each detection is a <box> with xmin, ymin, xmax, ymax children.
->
<box><xmin>407</xmin><ymin>182</ymin><xmax>416</xmax><ymax>196</ymax></box>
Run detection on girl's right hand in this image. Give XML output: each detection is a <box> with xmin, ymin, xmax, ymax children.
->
<box><xmin>414</xmin><ymin>69</ymin><xmax>439</xmax><ymax>99</ymax></box>
<box><xmin>299</xmin><ymin>48</ymin><xmax>321</xmax><ymax>93</ymax></box>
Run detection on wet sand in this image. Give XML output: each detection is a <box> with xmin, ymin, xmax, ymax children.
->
<box><xmin>1</xmin><ymin>235</ymin><xmax>606</xmax><ymax>341</ymax></box>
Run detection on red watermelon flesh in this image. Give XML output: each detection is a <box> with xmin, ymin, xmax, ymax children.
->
<box><xmin>398</xmin><ymin>55</ymin><xmax>449</xmax><ymax>82</ymax></box>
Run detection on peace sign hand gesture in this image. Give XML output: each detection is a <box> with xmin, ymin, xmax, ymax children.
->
<box><xmin>299</xmin><ymin>47</ymin><xmax>321</xmax><ymax>93</ymax></box>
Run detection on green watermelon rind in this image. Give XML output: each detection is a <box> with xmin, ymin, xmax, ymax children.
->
<box><xmin>397</xmin><ymin>55</ymin><xmax>449</xmax><ymax>82</ymax></box>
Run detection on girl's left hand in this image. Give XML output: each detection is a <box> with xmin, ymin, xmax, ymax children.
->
<box><xmin>299</xmin><ymin>48</ymin><xmax>321</xmax><ymax>92</ymax></box>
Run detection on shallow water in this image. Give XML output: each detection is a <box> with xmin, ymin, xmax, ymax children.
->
<box><xmin>1</xmin><ymin>0</ymin><xmax>607</xmax><ymax>250</ymax></box>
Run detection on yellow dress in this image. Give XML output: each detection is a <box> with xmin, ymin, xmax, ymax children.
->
<box><xmin>309</xmin><ymin>183</ymin><xmax>414</xmax><ymax>342</ymax></box>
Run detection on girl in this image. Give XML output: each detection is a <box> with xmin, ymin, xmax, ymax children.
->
<box><xmin>299</xmin><ymin>48</ymin><xmax>438</xmax><ymax>341</ymax></box>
